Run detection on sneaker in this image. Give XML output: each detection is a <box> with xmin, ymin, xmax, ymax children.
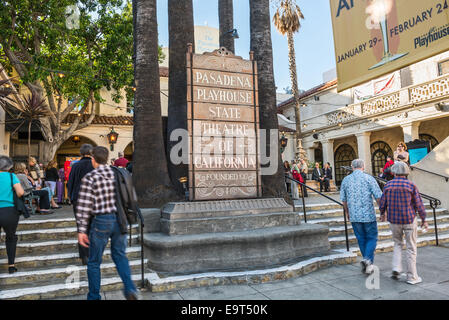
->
<box><xmin>391</xmin><ymin>270</ymin><xmax>401</xmax><ymax>280</ymax></box>
<box><xmin>365</xmin><ymin>262</ymin><xmax>375</xmax><ymax>275</ymax></box>
<box><xmin>406</xmin><ymin>277</ymin><xmax>422</xmax><ymax>285</ymax></box>
<box><xmin>360</xmin><ymin>259</ymin><xmax>367</xmax><ymax>273</ymax></box>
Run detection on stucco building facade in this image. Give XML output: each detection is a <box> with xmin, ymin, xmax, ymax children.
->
<box><xmin>278</xmin><ymin>51</ymin><xmax>449</xmax><ymax>186</ymax></box>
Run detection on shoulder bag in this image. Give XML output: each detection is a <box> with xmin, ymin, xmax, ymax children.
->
<box><xmin>10</xmin><ymin>173</ymin><xmax>30</xmax><ymax>219</ymax></box>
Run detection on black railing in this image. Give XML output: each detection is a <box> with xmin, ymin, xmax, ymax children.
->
<box><xmin>342</xmin><ymin>166</ymin><xmax>441</xmax><ymax>246</ymax></box>
<box><xmin>410</xmin><ymin>166</ymin><xmax>449</xmax><ymax>182</ymax></box>
<box><xmin>285</xmin><ymin>175</ymin><xmax>350</xmax><ymax>251</ymax></box>
<box><xmin>128</xmin><ymin>207</ymin><xmax>146</xmax><ymax>289</ymax></box>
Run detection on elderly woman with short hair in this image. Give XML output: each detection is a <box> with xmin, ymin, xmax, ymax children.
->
<box><xmin>379</xmin><ymin>161</ymin><xmax>428</xmax><ymax>285</ymax></box>
<box><xmin>0</xmin><ymin>156</ymin><xmax>25</xmax><ymax>274</ymax></box>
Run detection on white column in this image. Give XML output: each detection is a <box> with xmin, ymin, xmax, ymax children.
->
<box><xmin>401</xmin><ymin>122</ymin><xmax>420</xmax><ymax>143</ymax></box>
<box><xmin>306</xmin><ymin>148</ymin><xmax>315</xmax><ymax>164</ymax></box>
<box><xmin>356</xmin><ymin>132</ymin><xmax>372</xmax><ymax>175</ymax></box>
<box><xmin>321</xmin><ymin>139</ymin><xmax>335</xmax><ymax>176</ymax></box>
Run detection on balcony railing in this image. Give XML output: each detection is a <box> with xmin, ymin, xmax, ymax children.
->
<box><xmin>307</xmin><ymin>74</ymin><xmax>449</xmax><ymax>129</ymax></box>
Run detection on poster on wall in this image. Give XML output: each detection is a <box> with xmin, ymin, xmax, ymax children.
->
<box><xmin>330</xmin><ymin>0</ymin><xmax>449</xmax><ymax>91</ymax></box>
<box><xmin>406</xmin><ymin>139</ymin><xmax>431</xmax><ymax>165</ymax></box>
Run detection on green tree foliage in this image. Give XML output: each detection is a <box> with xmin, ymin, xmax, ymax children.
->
<box><xmin>0</xmin><ymin>0</ymin><xmax>163</xmax><ymax>162</ymax></box>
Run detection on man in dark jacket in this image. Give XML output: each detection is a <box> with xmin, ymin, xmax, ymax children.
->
<box><xmin>323</xmin><ymin>162</ymin><xmax>333</xmax><ymax>192</ymax></box>
<box><xmin>312</xmin><ymin>162</ymin><xmax>326</xmax><ymax>192</ymax></box>
<box><xmin>67</xmin><ymin>144</ymin><xmax>94</xmax><ymax>265</ymax></box>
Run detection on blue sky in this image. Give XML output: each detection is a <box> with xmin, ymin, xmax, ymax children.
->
<box><xmin>156</xmin><ymin>0</ymin><xmax>337</xmax><ymax>93</ymax></box>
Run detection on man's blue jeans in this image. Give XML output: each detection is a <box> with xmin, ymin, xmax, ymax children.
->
<box><xmin>351</xmin><ymin>221</ymin><xmax>378</xmax><ymax>264</ymax></box>
<box><xmin>87</xmin><ymin>214</ymin><xmax>137</xmax><ymax>300</ymax></box>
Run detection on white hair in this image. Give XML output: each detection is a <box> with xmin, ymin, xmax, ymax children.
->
<box><xmin>0</xmin><ymin>156</ymin><xmax>13</xmax><ymax>171</ymax></box>
<box><xmin>391</xmin><ymin>161</ymin><xmax>410</xmax><ymax>176</ymax></box>
<box><xmin>351</xmin><ymin>159</ymin><xmax>364</xmax><ymax>169</ymax></box>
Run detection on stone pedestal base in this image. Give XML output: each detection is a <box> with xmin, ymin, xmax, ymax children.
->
<box><xmin>143</xmin><ymin>198</ymin><xmax>329</xmax><ymax>274</ymax></box>
<box><xmin>144</xmin><ymin>224</ymin><xmax>329</xmax><ymax>273</ymax></box>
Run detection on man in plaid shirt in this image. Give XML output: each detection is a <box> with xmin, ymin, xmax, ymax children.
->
<box><xmin>76</xmin><ymin>146</ymin><xmax>138</xmax><ymax>300</ymax></box>
<box><xmin>379</xmin><ymin>161</ymin><xmax>428</xmax><ymax>285</ymax></box>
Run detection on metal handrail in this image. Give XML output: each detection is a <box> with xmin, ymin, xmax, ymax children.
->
<box><xmin>341</xmin><ymin>166</ymin><xmax>441</xmax><ymax>246</ymax></box>
<box><xmin>410</xmin><ymin>166</ymin><xmax>449</xmax><ymax>182</ymax></box>
<box><xmin>285</xmin><ymin>175</ymin><xmax>350</xmax><ymax>251</ymax></box>
<box><xmin>128</xmin><ymin>207</ymin><xmax>145</xmax><ymax>289</ymax></box>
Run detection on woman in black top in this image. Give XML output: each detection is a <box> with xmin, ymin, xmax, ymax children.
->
<box><xmin>44</xmin><ymin>161</ymin><xmax>61</xmax><ymax>209</ymax></box>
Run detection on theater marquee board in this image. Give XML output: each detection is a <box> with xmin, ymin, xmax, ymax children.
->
<box><xmin>187</xmin><ymin>45</ymin><xmax>262</xmax><ymax>201</ymax></box>
<box><xmin>330</xmin><ymin>0</ymin><xmax>449</xmax><ymax>92</ymax></box>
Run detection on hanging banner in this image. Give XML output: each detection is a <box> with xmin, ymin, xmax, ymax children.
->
<box><xmin>330</xmin><ymin>0</ymin><xmax>449</xmax><ymax>92</ymax></box>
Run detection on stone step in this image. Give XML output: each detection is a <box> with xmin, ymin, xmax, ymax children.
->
<box><xmin>295</xmin><ymin>202</ymin><xmax>437</xmax><ymax>213</ymax></box>
<box><xmin>0</xmin><ymin>273</ymin><xmax>146</xmax><ymax>300</ymax></box>
<box><xmin>329</xmin><ymin>223</ymin><xmax>449</xmax><ymax>247</ymax></box>
<box><xmin>326</xmin><ymin>215</ymin><xmax>449</xmax><ymax>236</ymax></box>
<box><xmin>16</xmin><ymin>218</ymin><xmax>77</xmax><ymax>231</ymax></box>
<box><xmin>0</xmin><ymin>259</ymin><xmax>146</xmax><ymax>287</ymax></box>
<box><xmin>161</xmin><ymin>211</ymin><xmax>301</xmax><ymax>235</ymax></box>
<box><xmin>300</xmin><ymin>206</ymin><xmax>444</xmax><ymax>220</ymax></box>
<box><xmin>0</xmin><ymin>225</ymin><xmax>139</xmax><ymax>242</ymax></box>
<box><xmin>0</xmin><ymin>234</ymin><xmax>140</xmax><ymax>258</ymax></box>
<box><xmin>0</xmin><ymin>246</ymin><xmax>142</xmax><ymax>270</ymax></box>
<box><xmin>333</xmin><ymin>231</ymin><xmax>449</xmax><ymax>255</ymax></box>
<box><xmin>308</xmin><ymin>210</ymin><xmax>448</xmax><ymax>227</ymax></box>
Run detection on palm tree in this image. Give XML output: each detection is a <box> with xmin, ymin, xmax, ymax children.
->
<box><xmin>3</xmin><ymin>89</ymin><xmax>49</xmax><ymax>162</ymax></box>
<box><xmin>167</xmin><ymin>0</ymin><xmax>194</xmax><ymax>195</ymax></box>
<box><xmin>219</xmin><ymin>0</ymin><xmax>235</xmax><ymax>53</ymax></box>
<box><xmin>273</xmin><ymin>0</ymin><xmax>306</xmax><ymax>161</ymax></box>
<box><xmin>133</xmin><ymin>0</ymin><xmax>178</xmax><ymax>207</ymax></box>
<box><xmin>249</xmin><ymin>0</ymin><xmax>289</xmax><ymax>199</ymax></box>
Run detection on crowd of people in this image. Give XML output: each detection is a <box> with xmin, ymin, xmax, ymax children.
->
<box><xmin>284</xmin><ymin>159</ymin><xmax>334</xmax><ymax>199</ymax></box>
<box><xmin>0</xmin><ymin>144</ymin><xmax>138</xmax><ymax>300</ymax></box>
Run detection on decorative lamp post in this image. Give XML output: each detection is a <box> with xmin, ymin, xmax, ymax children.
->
<box><xmin>179</xmin><ymin>177</ymin><xmax>189</xmax><ymax>201</ymax></box>
<box><xmin>107</xmin><ymin>127</ymin><xmax>119</xmax><ymax>151</ymax></box>
<box><xmin>280</xmin><ymin>134</ymin><xmax>288</xmax><ymax>154</ymax></box>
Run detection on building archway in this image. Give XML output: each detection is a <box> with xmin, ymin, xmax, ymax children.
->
<box><xmin>124</xmin><ymin>141</ymin><xmax>133</xmax><ymax>161</ymax></box>
<box><xmin>56</xmin><ymin>135</ymin><xmax>97</xmax><ymax>168</ymax></box>
<box><xmin>371</xmin><ymin>141</ymin><xmax>393</xmax><ymax>177</ymax></box>
<box><xmin>419</xmin><ymin>133</ymin><xmax>439</xmax><ymax>150</ymax></box>
<box><xmin>334</xmin><ymin>144</ymin><xmax>356</xmax><ymax>186</ymax></box>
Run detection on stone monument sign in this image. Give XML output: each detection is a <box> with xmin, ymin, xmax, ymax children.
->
<box><xmin>187</xmin><ymin>45</ymin><xmax>261</xmax><ymax>200</ymax></box>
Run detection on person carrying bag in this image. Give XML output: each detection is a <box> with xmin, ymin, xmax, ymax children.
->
<box><xmin>0</xmin><ymin>156</ymin><xmax>26</xmax><ymax>274</ymax></box>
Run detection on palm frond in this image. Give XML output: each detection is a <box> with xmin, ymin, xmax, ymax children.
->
<box><xmin>272</xmin><ymin>0</ymin><xmax>305</xmax><ymax>35</ymax></box>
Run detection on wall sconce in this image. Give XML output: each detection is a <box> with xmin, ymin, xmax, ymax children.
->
<box><xmin>71</xmin><ymin>135</ymin><xmax>81</xmax><ymax>145</ymax></box>
<box><xmin>226</xmin><ymin>29</ymin><xmax>239</xmax><ymax>39</ymax></box>
<box><xmin>107</xmin><ymin>127</ymin><xmax>119</xmax><ymax>151</ymax></box>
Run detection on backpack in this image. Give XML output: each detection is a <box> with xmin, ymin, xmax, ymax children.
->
<box><xmin>110</xmin><ymin>166</ymin><xmax>142</xmax><ymax>233</ymax></box>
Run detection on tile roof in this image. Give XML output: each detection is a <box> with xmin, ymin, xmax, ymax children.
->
<box><xmin>277</xmin><ymin>78</ymin><xmax>338</xmax><ymax>110</ymax></box>
<box><xmin>65</xmin><ymin>114</ymin><xmax>133</xmax><ymax>126</ymax></box>
<box><xmin>159</xmin><ymin>66</ymin><xmax>169</xmax><ymax>77</ymax></box>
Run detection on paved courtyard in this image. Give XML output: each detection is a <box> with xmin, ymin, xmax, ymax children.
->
<box><xmin>58</xmin><ymin>245</ymin><xmax>449</xmax><ymax>300</ymax></box>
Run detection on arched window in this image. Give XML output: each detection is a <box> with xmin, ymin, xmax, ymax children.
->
<box><xmin>334</xmin><ymin>144</ymin><xmax>356</xmax><ymax>186</ymax></box>
<box><xmin>370</xmin><ymin>141</ymin><xmax>393</xmax><ymax>177</ymax></box>
<box><xmin>419</xmin><ymin>134</ymin><xmax>439</xmax><ymax>150</ymax></box>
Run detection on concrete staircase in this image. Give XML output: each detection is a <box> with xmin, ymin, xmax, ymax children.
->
<box><xmin>297</xmin><ymin>196</ymin><xmax>449</xmax><ymax>255</ymax></box>
<box><xmin>0</xmin><ymin>216</ymin><xmax>144</xmax><ymax>300</ymax></box>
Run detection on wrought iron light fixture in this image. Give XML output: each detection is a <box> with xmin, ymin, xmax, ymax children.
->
<box><xmin>179</xmin><ymin>177</ymin><xmax>189</xmax><ymax>201</ymax></box>
<box><xmin>71</xmin><ymin>135</ymin><xmax>81</xmax><ymax>145</ymax></box>
<box><xmin>226</xmin><ymin>29</ymin><xmax>239</xmax><ymax>39</ymax></box>
<box><xmin>107</xmin><ymin>127</ymin><xmax>119</xmax><ymax>151</ymax></box>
